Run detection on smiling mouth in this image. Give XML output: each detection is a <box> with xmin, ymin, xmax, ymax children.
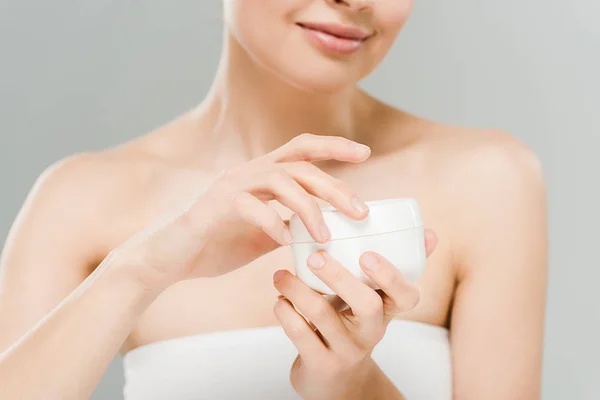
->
<box><xmin>296</xmin><ymin>22</ymin><xmax>373</xmax><ymax>42</ymax></box>
<box><xmin>296</xmin><ymin>22</ymin><xmax>374</xmax><ymax>55</ymax></box>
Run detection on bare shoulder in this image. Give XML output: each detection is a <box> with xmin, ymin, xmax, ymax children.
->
<box><xmin>43</xmin><ymin>140</ymin><xmax>169</xmax><ymax>195</ymax></box>
<box><xmin>27</xmin><ymin>143</ymin><xmax>161</xmax><ymax>212</ymax></box>
<box><xmin>403</xmin><ymin>115</ymin><xmax>547</xmax><ymax>271</ymax></box>
<box><xmin>450</xmin><ymin>127</ymin><xmax>539</xmax><ymax>174</ymax></box>
<box><xmin>372</xmin><ymin>104</ymin><xmax>543</xmax><ymax>182</ymax></box>
<box><xmin>388</xmin><ymin>113</ymin><xmax>546</xmax><ymax>198</ymax></box>
<box><xmin>0</xmin><ymin>141</ymin><xmax>176</xmax><ymax>350</ymax></box>
<box><xmin>7</xmin><ymin>140</ymin><xmax>169</xmax><ymax>266</ymax></box>
<box><xmin>426</xmin><ymin>120</ymin><xmax>545</xmax><ymax>205</ymax></box>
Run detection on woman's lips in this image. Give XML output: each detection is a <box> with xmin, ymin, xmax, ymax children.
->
<box><xmin>297</xmin><ymin>22</ymin><xmax>373</xmax><ymax>56</ymax></box>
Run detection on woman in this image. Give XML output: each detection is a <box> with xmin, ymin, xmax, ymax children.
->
<box><xmin>0</xmin><ymin>0</ymin><xmax>547</xmax><ymax>399</ymax></box>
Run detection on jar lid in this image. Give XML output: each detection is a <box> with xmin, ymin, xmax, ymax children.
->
<box><xmin>289</xmin><ymin>198</ymin><xmax>423</xmax><ymax>243</ymax></box>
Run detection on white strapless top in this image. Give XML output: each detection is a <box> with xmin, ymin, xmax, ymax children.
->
<box><xmin>123</xmin><ymin>320</ymin><xmax>452</xmax><ymax>400</ymax></box>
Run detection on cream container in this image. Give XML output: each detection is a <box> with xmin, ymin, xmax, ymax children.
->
<box><xmin>289</xmin><ymin>198</ymin><xmax>426</xmax><ymax>295</ymax></box>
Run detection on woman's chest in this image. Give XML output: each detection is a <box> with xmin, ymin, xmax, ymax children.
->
<box><xmin>122</xmin><ymin>160</ymin><xmax>457</xmax><ymax>351</ymax></box>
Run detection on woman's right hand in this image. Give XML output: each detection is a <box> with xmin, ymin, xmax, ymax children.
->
<box><xmin>109</xmin><ymin>134</ymin><xmax>372</xmax><ymax>291</ymax></box>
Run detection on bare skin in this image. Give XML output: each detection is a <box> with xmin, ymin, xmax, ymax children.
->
<box><xmin>0</xmin><ymin>96</ymin><xmax>546</xmax><ymax>399</ymax></box>
<box><xmin>0</xmin><ymin>1</ymin><xmax>547</xmax><ymax>398</ymax></box>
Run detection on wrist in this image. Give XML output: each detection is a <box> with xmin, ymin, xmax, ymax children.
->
<box><xmin>102</xmin><ymin>250</ymin><xmax>172</xmax><ymax>300</ymax></box>
<box><xmin>347</xmin><ymin>359</ymin><xmax>404</xmax><ymax>400</ymax></box>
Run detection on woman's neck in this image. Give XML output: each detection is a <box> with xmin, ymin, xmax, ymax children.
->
<box><xmin>190</xmin><ymin>31</ymin><xmax>377</xmax><ymax>163</ymax></box>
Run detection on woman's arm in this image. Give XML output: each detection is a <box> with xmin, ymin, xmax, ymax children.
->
<box><xmin>0</xmin><ymin>134</ymin><xmax>373</xmax><ymax>399</ymax></box>
<box><xmin>0</xmin><ymin>155</ymin><xmax>158</xmax><ymax>399</ymax></box>
<box><xmin>0</xmin><ymin>256</ymin><xmax>160</xmax><ymax>399</ymax></box>
<box><xmin>448</xmin><ymin>135</ymin><xmax>547</xmax><ymax>399</ymax></box>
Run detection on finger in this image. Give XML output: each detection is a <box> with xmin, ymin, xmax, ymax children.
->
<box><xmin>273</xmin><ymin>270</ymin><xmax>353</xmax><ymax>352</ymax></box>
<box><xmin>267</xmin><ymin>133</ymin><xmax>371</xmax><ymax>164</ymax></box>
<box><xmin>273</xmin><ymin>296</ymin><xmax>329</xmax><ymax>359</ymax></box>
<box><xmin>424</xmin><ymin>229</ymin><xmax>438</xmax><ymax>258</ymax></box>
<box><xmin>282</xmin><ymin>162</ymin><xmax>369</xmax><ymax>220</ymax></box>
<box><xmin>258</xmin><ymin>168</ymin><xmax>330</xmax><ymax>243</ymax></box>
<box><xmin>359</xmin><ymin>252</ymin><xmax>421</xmax><ymax>316</ymax></box>
<box><xmin>306</xmin><ymin>252</ymin><xmax>384</xmax><ymax>336</ymax></box>
<box><xmin>323</xmin><ymin>294</ymin><xmax>350</xmax><ymax>313</ymax></box>
<box><xmin>229</xmin><ymin>192</ymin><xmax>293</xmax><ymax>246</ymax></box>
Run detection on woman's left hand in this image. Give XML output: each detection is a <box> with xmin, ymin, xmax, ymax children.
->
<box><xmin>273</xmin><ymin>230</ymin><xmax>438</xmax><ymax>400</ymax></box>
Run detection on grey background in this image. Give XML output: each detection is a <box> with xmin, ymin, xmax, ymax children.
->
<box><xmin>0</xmin><ymin>1</ymin><xmax>598</xmax><ymax>399</ymax></box>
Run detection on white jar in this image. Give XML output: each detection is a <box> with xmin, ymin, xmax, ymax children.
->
<box><xmin>289</xmin><ymin>198</ymin><xmax>426</xmax><ymax>295</ymax></box>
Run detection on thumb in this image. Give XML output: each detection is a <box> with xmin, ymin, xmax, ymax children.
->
<box><xmin>424</xmin><ymin>229</ymin><xmax>438</xmax><ymax>258</ymax></box>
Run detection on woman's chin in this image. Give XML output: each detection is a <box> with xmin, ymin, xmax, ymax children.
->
<box><xmin>279</xmin><ymin>70</ymin><xmax>359</xmax><ymax>94</ymax></box>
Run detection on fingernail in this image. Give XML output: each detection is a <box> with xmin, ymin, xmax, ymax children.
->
<box><xmin>351</xmin><ymin>196</ymin><xmax>369</xmax><ymax>213</ymax></box>
<box><xmin>283</xmin><ymin>229</ymin><xmax>294</xmax><ymax>244</ymax></box>
<box><xmin>307</xmin><ymin>252</ymin><xmax>326</xmax><ymax>269</ymax></box>
<box><xmin>361</xmin><ymin>253</ymin><xmax>380</xmax><ymax>270</ymax></box>
<box><xmin>320</xmin><ymin>222</ymin><xmax>331</xmax><ymax>241</ymax></box>
<box><xmin>353</xmin><ymin>143</ymin><xmax>371</xmax><ymax>154</ymax></box>
<box><xmin>273</xmin><ymin>270</ymin><xmax>286</xmax><ymax>282</ymax></box>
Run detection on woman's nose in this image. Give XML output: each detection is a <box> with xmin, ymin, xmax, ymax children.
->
<box><xmin>328</xmin><ymin>0</ymin><xmax>373</xmax><ymax>13</ymax></box>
